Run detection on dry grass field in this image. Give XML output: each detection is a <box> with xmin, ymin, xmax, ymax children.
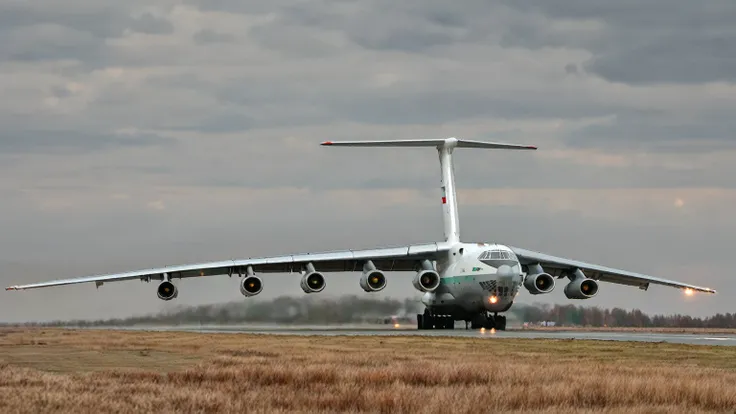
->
<box><xmin>517</xmin><ymin>326</ymin><xmax>736</xmax><ymax>335</ymax></box>
<box><xmin>1</xmin><ymin>328</ymin><xmax>735</xmax><ymax>413</ymax></box>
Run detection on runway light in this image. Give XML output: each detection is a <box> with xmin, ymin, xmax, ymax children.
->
<box><xmin>489</xmin><ymin>296</ymin><xmax>498</xmax><ymax>304</ymax></box>
<box><xmin>684</xmin><ymin>288</ymin><xmax>694</xmax><ymax>296</ymax></box>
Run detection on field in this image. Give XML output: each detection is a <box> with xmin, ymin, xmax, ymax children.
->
<box><xmin>516</xmin><ymin>326</ymin><xmax>736</xmax><ymax>335</ymax></box>
<box><xmin>1</xmin><ymin>328</ymin><xmax>735</xmax><ymax>413</ymax></box>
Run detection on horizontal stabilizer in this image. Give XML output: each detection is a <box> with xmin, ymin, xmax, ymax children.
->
<box><xmin>321</xmin><ymin>138</ymin><xmax>536</xmax><ymax>150</ymax></box>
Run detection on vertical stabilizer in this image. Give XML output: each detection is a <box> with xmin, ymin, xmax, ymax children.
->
<box><xmin>438</xmin><ymin>139</ymin><xmax>460</xmax><ymax>243</ymax></box>
<box><xmin>321</xmin><ymin>137</ymin><xmax>536</xmax><ymax>243</ymax></box>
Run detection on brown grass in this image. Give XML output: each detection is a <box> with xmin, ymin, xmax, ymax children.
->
<box><xmin>517</xmin><ymin>326</ymin><xmax>736</xmax><ymax>335</ymax></box>
<box><xmin>1</xmin><ymin>328</ymin><xmax>735</xmax><ymax>413</ymax></box>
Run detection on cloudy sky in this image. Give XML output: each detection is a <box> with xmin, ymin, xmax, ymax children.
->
<box><xmin>2</xmin><ymin>1</ymin><xmax>734</xmax><ymax>322</ymax></box>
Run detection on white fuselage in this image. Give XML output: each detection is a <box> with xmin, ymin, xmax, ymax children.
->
<box><xmin>421</xmin><ymin>242</ymin><xmax>523</xmax><ymax>315</ymax></box>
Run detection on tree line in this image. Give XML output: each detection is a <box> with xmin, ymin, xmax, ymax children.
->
<box><xmin>2</xmin><ymin>296</ymin><xmax>734</xmax><ymax>328</ymax></box>
<box><xmin>4</xmin><ymin>295</ymin><xmax>422</xmax><ymax>327</ymax></box>
<box><xmin>509</xmin><ymin>303</ymin><xmax>735</xmax><ymax>328</ymax></box>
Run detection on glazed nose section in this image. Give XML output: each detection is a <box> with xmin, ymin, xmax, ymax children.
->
<box><xmin>496</xmin><ymin>264</ymin><xmax>518</xmax><ymax>279</ymax></box>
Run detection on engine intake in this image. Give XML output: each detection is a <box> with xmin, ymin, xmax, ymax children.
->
<box><xmin>300</xmin><ymin>271</ymin><xmax>326</xmax><ymax>293</ymax></box>
<box><xmin>240</xmin><ymin>276</ymin><xmax>263</xmax><ymax>297</ymax></box>
<box><xmin>524</xmin><ymin>272</ymin><xmax>555</xmax><ymax>295</ymax></box>
<box><xmin>564</xmin><ymin>278</ymin><xmax>599</xmax><ymax>299</ymax></box>
<box><xmin>413</xmin><ymin>269</ymin><xmax>440</xmax><ymax>292</ymax></box>
<box><xmin>157</xmin><ymin>281</ymin><xmax>178</xmax><ymax>301</ymax></box>
<box><xmin>360</xmin><ymin>270</ymin><xmax>387</xmax><ymax>292</ymax></box>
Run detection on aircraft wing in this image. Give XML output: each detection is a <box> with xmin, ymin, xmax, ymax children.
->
<box><xmin>509</xmin><ymin>246</ymin><xmax>717</xmax><ymax>294</ymax></box>
<box><xmin>5</xmin><ymin>242</ymin><xmax>448</xmax><ymax>290</ymax></box>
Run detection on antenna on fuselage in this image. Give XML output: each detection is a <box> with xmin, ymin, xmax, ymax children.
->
<box><xmin>321</xmin><ymin>138</ymin><xmax>537</xmax><ymax>243</ymax></box>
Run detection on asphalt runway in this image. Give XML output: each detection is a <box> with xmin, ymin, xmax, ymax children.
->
<box><xmin>115</xmin><ymin>324</ymin><xmax>736</xmax><ymax>346</ymax></box>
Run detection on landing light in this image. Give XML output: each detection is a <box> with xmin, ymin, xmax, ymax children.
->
<box><xmin>489</xmin><ymin>296</ymin><xmax>498</xmax><ymax>304</ymax></box>
<box><xmin>394</xmin><ymin>323</ymin><xmax>400</xmax><ymax>328</ymax></box>
<box><xmin>684</xmin><ymin>288</ymin><xmax>694</xmax><ymax>296</ymax></box>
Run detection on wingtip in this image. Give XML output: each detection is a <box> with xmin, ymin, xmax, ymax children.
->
<box><xmin>321</xmin><ymin>141</ymin><xmax>333</xmax><ymax>146</ymax></box>
<box><xmin>5</xmin><ymin>286</ymin><xmax>16</xmax><ymax>291</ymax></box>
<box><xmin>527</xmin><ymin>145</ymin><xmax>538</xmax><ymax>150</ymax></box>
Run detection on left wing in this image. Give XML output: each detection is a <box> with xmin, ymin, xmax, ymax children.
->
<box><xmin>5</xmin><ymin>242</ymin><xmax>448</xmax><ymax>290</ymax></box>
<box><xmin>509</xmin><ymin>246</ymin><xmax>716</xmax><ymax>294</ymax></box>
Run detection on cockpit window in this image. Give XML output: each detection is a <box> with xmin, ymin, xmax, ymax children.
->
<box><xmin>479</xmin><ymin>249</ymin><xmax>517</xmax><ymax>261</ymax></box>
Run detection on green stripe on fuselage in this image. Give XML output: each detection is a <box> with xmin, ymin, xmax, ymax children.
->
<box><xmin>440</xmin><ymin>275</ymin><xmax>487</xmax><ymax>285</ymax></box>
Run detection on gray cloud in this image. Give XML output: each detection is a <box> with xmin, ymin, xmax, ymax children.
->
<box><xmin>0</xmin><ymin>1</ymin><xmax>734</xmax><ymax>322</ymax></box>
<box><xmin>193</xmin><ymin>29</ymin><xmax>235</xmax><ymax>44</ymax></box>
<box><xmin>499</xmin><ymin>0</ymin><xmax>736</xmax><ymax>84</ymax></box>
<box><xmin>566</xmin><ymin>114</ymin><xmax>736</xmax><ymax>151</ymax></box>
<box><xmin>128</xmin><ymin>12</ymin><xmax>174</xmax><ymax>35</ymax></box>
<box><xmin>0</xmin><ymin>2</ymin><xmax>133</xmax><ymax>39</ymax></box>
<box><xmin>0</xmin><ymin>130</ymin><xmax>177</xmax><ymax>155</ymax></box>
<box><xmin>0</xmin><ymin>23</ymin><xmax>105</xmax><ymax>63</ymax></box>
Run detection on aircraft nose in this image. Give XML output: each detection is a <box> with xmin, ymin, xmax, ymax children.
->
<box><xmin>497</xmin><ymin>265</ymin><xmax>516</xmax><ymax>277</ymax></box>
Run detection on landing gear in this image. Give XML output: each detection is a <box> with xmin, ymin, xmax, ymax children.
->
<box><xmin>468</xmin><ymin>312</ymin><xmax>507</xmax><ymax>330</ymax></box>
<box><xmin>417</xmin><ymin>309</ymin><xmax>507</xmax><ymax>331</ymax></box>
<box><xmin>417</xmin><ymin>309</ymin><xmax>455</xmax><ymax>330</ymax></box>
<box><xmin>496</xmin><ymin>314</ymin><xmax>507</xmax><ymax>331</ymax></box>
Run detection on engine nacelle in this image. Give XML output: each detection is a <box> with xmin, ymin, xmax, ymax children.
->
<box><xmin>300</xmin><ymin>271</ymin><xmax>326</xmax><ymax>293</ymax></box>
<box><xmin>360</xmin><ymin>269</ymin><xmax>387</xmax><ymax>292</ymax></box>
<box><xmin>413</xmin><ymin>269</ymin><xmax>440</xmax><ymax>293</ymax></box>
<box><xmin>564</xmin><ymin>277</ymin><xmax>599</xmax><ymax>299</ymax></box>
<box><xmin>239</xmin><ymin>275</ymin><xmax>263</xmax><ymax>297</ymax></box>
<box><xmin>157</xmin><ymin>281</ymin><xmax>178</xmax><ymax>301</ymax></box>
<box><xmin>523</xmin><ymin>273</ymin><xmax>555</xmax><ymax>295</ymax></box>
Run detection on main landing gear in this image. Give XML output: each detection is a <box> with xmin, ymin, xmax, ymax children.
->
<box><xmin>416</xmin><ymin>309</ymin><xmax>507</xmax><ymax>330</ymax></box>
<box><xmin>417</xmin><ymin>309</ymin><xmax>455</xmax><ymax>329</ymax></box>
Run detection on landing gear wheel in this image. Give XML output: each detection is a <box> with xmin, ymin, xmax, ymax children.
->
<box><xmin>469</xmin><ymin>312</ymin><xmax>507</xmax><ymax>330</ymax></box>
<box><xmin>496</xmin><ymin>315</ymin><xmax>507</xmax><ymax>331</ymax></box>
<box><xmin>417</xmin><ymin>310</ymin><xmax>454</xmax><ymax>329</ymax></box>
<box><xmin>471</xmin><ymin>313</ymin><xmax>494</xmax><ymax>330</ymax></box>
<box><xmin>417</xmin><ymin>310</ymin><xmax>434</xmax><ymax>330</ymax></box>
<box><xmin>440</xmin><ymin>316</ymin><xmax>454</xmax><ymax>329</ymax></box>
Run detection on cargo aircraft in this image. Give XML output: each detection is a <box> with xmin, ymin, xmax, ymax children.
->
<box><xmin>5</xmin><ymin>138</ymin><xmax>717</xmax><ymax>330</ymax></box>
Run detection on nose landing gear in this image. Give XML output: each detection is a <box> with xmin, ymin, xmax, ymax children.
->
<box><xmin>469</xmin><ymin>312</ymin><xmax>506</xmax><ymax>331</ymax></box>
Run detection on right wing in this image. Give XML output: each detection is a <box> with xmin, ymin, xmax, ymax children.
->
<box><xmin>509</xmin><ymin>246</ymin><xmax>717</xmax><ymax>294</ymax></box>
<box><xmin>5</xmin><ymin>242</ymin><xmax>450</xmax><ymax>290</ymax></box>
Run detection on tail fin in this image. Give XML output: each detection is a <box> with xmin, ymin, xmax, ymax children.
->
<box><xmin>322</xmin><ymin>137</ymin><xmax>537</xmax><ymax>243</ymax></box>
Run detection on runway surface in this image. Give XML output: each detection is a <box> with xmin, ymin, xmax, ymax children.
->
<box><xmin>113</xmin><ymin>324</ymin><xmax>736</xmax><ymax>346</ymax></box>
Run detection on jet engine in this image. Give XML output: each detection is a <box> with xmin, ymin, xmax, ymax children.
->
<box><xmin>360</xmin><ymin>261</ymin><xmax>387</xmax><ymax>292</ymax></box>
<box><xmin>523</xmin><ymin>272</ymin><xmax>555</xmax><ymax>295</ymax></box>
<box><xmin>239</xmin><ymin>275</ymin><xmax>263</xmax><ymax>297</ymax></box>
<box><xmin>360</xmin><ymin>269</ymin><xmax>387</xmax><ymax>292</ymax></box>
<box><xmin>300</xmin><ymin>264</ymin><xmax>326</xmax><ymax>293</ymax></box>
<box><xmin>157</xmin><ymin>281</ymin><xmax>178</xmax><ymax>301</ymax></box>
<box><xmin>413</xmin><ymin>269</ymin><xmax>440</xmax><ymax>293</ymax></box>
<box><xmin>564</xmin><ymin>277</ymin><xmax>599</xmax><ymax>299</ymax></box>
